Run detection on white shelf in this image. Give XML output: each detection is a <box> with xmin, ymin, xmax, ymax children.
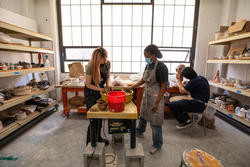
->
<box><xmin>208</xmin><ymin>32</ymin><xmax>250</xmax><ymax>45</ymax></box>
<box><xmin>0</xmin><ymin>21</ymin><xmax>53</xmax><ymax>41</ymax></box>
<box><xmin>208</xmin><ymin>102</ymin><xmax>250</xmax><ymax>127</ymax></box>
<box><xmin>209</xmin><ymin>81</ymin><xmax>250</xmax><ymax>97</ymax></box>
<box><xmin>207</xmin><ymin>59</ymin><xmax>250</xmax><ymax>64</ymax></box>
<box><xmin>0</xmin><ymin>42</ymin><xmax>54</xmax><ymax>54</ymax></box>
<box><xmin>0</xmin><ymin>86</ymin><xmax>55</xmax><ymax>112</ymax></box>
<box><xmin>0</xmin><ymin>67</ymin><xmax>55</xmax><ymax>78</ymax></box>
<box><xmin>0</xmin><ymin>101</ymin><xmax>57</xmax><ymax>140</ymax></box>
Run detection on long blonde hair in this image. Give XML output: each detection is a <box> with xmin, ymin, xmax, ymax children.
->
<box><xmin>90</xmin><ymin>47</ymin><xmax>108</xmax><ymax>86</ymax></box>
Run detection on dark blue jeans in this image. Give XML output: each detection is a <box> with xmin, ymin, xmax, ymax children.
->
<box><xmin>168</xmin><ymin>99</ymin><xmax>206</xmax><ymax>124</ymax></box>
<box><xmin>136</xmin><ymin>117</ymin><xmax>163</xmax><ymax>150</ymax></box>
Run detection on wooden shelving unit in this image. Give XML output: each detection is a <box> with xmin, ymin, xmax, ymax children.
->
<box><xmin>0</xmin><ymin>21</ymin><xmax>53</xmax><ymax>41</ymax></box>
<box><xmin>0</xmin><ymin>67</ymin><xmax>55</xmax><ymax>78</ymax></box>
<box><xmin>208</xmin><ymin>102</ymin><xmax>250</xmax><ymax>127</ymax></box>
<box><xmin>209</xmin><ymin>81</ymin><xmax>250</xmax><ymax>97</ymax></box>
<box><xmin>207</xmin><ymin>59</ymin><xmax>250</xmax><ymax>64</ymax></box>
<box><xmin>0</xmin><ymin>100</ymin><xmax>58</xmax><ymax>140</ymax></box>
<box><xmin>0</xmin><ymin>86</ymin><xmax>55</xmax><ymax>112</ymax></box>
<box><xmin>206</xmin><ymin>31</ymin><xmax>250</xmax><ymax>128</ymax></box>
<box><xmin>0</xmin><ymin>21</ymin><xmax>56</xmax><ymax>141</ymax></box>
<box><xmin>208</xmin><ymin>32</ymin><xmax>250</xmax><ymax>45</ymax></box>
<box><xmin>0</xmin><ymin>42</ymin><xmax>54</xmax><ymax>54</ymax></box>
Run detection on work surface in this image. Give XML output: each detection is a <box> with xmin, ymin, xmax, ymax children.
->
<box><xmin>87</xmin><ymin>102</ymin><xmax>138</xmax><ymax>119</ymax></box>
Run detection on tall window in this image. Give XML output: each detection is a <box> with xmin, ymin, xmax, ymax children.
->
<box><xmin>57</xmin><ymin>0</ymin><xmax>199</xmax><ymax>74</ymax></box>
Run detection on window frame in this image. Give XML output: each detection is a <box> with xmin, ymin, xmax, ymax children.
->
<box><xmin>56</xmin><ymin>0</ymin><xmax>200</xmax><ymax>73</ymax></box>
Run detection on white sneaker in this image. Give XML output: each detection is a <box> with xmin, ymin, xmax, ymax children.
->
<box><xmin>150</xmin><ymin>147</ymin><xmax>160</xmax><ymax>154</ymax></box>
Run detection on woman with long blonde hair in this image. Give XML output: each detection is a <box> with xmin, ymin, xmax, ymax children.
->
<box><xmin>84</xmin><ymin>47</ymin><xmax>111</xmax><ymax>146</ymax></box>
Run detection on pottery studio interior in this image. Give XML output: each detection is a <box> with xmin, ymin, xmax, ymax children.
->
<box><xmin>0</xmin><ymin>0</ymin><xmax>250</xmax><ymax>167</ymax></box>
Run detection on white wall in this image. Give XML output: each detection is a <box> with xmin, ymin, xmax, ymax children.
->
<box><xmin>0</xmin><ymin>0</ymin><xmax>35</xmax><ymax>19</ymax></box>
<box><xmin>194</xmin><ymin>0</ymin><xmax>222</xmax><ymax>78</ymax></box>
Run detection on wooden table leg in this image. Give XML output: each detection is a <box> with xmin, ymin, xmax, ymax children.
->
<box><xmin>62</xmin><ymin>88</ymin><xmax>68</xmax><ymax>115</ymax></box>
<box><xmin>90</xmin><ymin>119</ymin><xmax>97</xmax><ymax>147</ymax></box>
<box><xmin>136</xmin><ymin>87</ymin><xmax>143</xmax><ymax>115</ymax></box>
<box><xmin>130</xmin><ymin>119</ymin><xmax>136</xmax><ymax>149</ymax></box>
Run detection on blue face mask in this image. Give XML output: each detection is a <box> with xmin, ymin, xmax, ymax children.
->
<box><xmin>145</xmin><ymin>58</ymin><xmax>152</xmax><ymax>64</ymax></box>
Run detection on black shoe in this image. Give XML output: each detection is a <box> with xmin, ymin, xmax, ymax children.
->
<box><xmin>176</xmin><ymin>120</ymin><xmax>192</xmax><ymax>129</ymax></box>
<box><xmin>98</xmin><ymin>137</ymin><xmax>109</xmax><ymax>146</ymax></box>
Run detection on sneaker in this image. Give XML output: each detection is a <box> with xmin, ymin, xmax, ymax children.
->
<box><xmin>150</xmin><ymin>147</ymin><xmax>160</xmax><ymax>154</ymax></box>
<box><xmin>136</xmin><ymin>133</ymin><xmax>144</xmax><ymax>138</ymax></box>
<box><xmin>176</xmin><ymin>120</ymin><xmax>192</xmax><ymax>129</ymax></box>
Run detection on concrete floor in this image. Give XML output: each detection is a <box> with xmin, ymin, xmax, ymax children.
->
<box><xmin>0</xmin><ymin>109</ymin><xmax>249</xmax><ymax>167</ymax></box>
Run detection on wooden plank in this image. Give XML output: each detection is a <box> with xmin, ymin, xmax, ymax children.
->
<box><xmin>0</xmin><ymin>67</ymin><xmax>55</xmax><ymax>78</ymax></box>
<box><xmin>209</xmin><ymin>81</ymin><xmax>250</xmax><ymax>97</ymax></box>
<box><xmin>0</xmin><ymin>102</ymin><xmax>57</xmax><ymax>140</ymax></box>
<box><xmin>87</xmin><ymin>102</ymin><xmax>138</xmax><ymax>119</ymax></box>
<box><xmin>208</xmin><ymin>102</ymin><xmax>250</xmax><ymax>127</ymax></box>
<box><xmin>0</xmin><ymin>87</ymin><xmax>55</xmax><ymax>111</ymax></box>
<box><xmin>0</xmin><ymin>42</ymin><xmax>54</xmax><ymax>54</ymax></box>
<box><xmin>0</xmin><ymin>21</ymin><xmax>53</xmax><ymax>41</ymax></box>
<box><xmin>208</xmin><ymin>32</ymin><xmax>250</xmax><ymax>45</ymax></box>
<box><xmin>207</xmin><ymin>59</ymin><xmax>250</xmax><ymax>64</ymax></box>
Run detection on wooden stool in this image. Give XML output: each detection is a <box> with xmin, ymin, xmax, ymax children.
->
<box><xmin>187</xmin><ymin>112</ymin><xmax>206</xmax><ymax>136</ymax></box>
<box><xmin>83</xmin><ymin>142</ymin><xmax>106</xmax><ymax>167</ymax></box>
<box><xmin>125</xmin><ymin>143</ymin><xmax>144</xmax><ymax>167</ymax></box>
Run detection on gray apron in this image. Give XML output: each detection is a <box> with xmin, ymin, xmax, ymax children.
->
<box><xmin>140</xmin><ymin>60</ymin><xmax>165</xmax><ymax>126</ymax></box>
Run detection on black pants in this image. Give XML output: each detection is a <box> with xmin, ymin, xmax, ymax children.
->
<box><xmin>168</xmin><ymin>99</ymin><xmax>206</xmax><ymax>124</ymax></box>
<box><xmin>84</xmin><ymin>89</ymin><xmax>103</xmax><ymax>146</ymax></box>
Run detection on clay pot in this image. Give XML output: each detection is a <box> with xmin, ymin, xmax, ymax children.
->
<box><xmin>98</xmin><ymin>103</ymin><xmax>107</xmax><ymax>111</ymax></box>
<box><xmin>227</xmin><ymin>104</ymin><xmax>235</xmax><ymax>113</ymax></box>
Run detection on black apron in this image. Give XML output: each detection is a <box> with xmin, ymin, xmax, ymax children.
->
<box><xmin>84</xmin><ymin>63</ymin><xmax>109</xmax><ymax>110</ymax></box>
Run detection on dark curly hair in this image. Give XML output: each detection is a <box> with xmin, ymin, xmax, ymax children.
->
<box><xmin>144</xmin><ymin>44</ymin><xmax>163</xmax><ymax>58</ymax></box>
<box><xmin>181</xmin><ymin>67</ymin><xmax>198</xmax><ymax>80</ymax></box>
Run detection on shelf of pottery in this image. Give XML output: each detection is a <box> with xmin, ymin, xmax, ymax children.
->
<box><xmin>205</xmin><ymin>20</ymin><xmax>250</xmax><ymax>127</ymax></box>
<box><xmin>0</xmin><ymin>21</ymin><xmax>58</xmax><ymax>140</ymax></box>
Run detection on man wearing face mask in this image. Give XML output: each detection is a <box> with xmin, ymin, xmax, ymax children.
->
<box><xmin>126</xmin><ymin>44</ymin><xmax>168</xmax><ymax>154</ymax></box>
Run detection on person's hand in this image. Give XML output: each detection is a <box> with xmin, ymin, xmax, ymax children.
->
<box><xmin>102</xmin><ymin>87</ymin><xmax>110</xmax><ymax>94</ymax></box>
<box><xmin>152</xmin><ymin>103</ymin><xmax>158</xmax><ymax>113</ymax></box>
<box><xmin>176</xmin><ymin>73</ymin><xmax>180</xmax><ymax>80</ymax></box>
<box><xmin>105</xmin><ymin>85</ymin><xmax>112</xmax><ymax>92</ymax></box>
<box><xmin>176</xmin><ymin>73</ymin><xmax>183</xmax><ymax>82</ymax></box>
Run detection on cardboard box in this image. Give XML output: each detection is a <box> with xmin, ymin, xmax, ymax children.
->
<box><xmin>68</xmin><ymin>62</ymin><xmax>84</xmax><ymax>78</ymax></box>
<box><xmin>219</xmin><ymin>26</ymin><xmax>229</xmax><ymax>32</ymax></box>
<box><xmin>227</xmin><ymin>20</ymin><xmax>250</xmax><ymax>34</ymax></box>
<box><xmin>227</xmin><ymin>44</ymin><xmax>246</xmax><ymax>58</ymax></box>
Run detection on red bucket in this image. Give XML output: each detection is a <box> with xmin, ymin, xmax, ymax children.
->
<box><xmin>108</xmin><ymin>91</ymin><xmax>126</xmax><ymax>112</ymax></box>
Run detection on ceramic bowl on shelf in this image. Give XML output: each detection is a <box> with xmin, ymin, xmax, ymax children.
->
<box><xmin>15</xmin><ymin>111</ymin><xmax>27</xmax><ymax>120</ymax></box>
<box><xmin>0</xmin><ymin>66</ymin><xmax>10</xmax><ymax>71</ymax></box>
<box><xmin>12</xmin><ymin>86</ymin><xmax>32</xmax><ymax>96</ymax></box>
<box><xmin>15</xmin><ymin>65</ymin><xmax>23</xmax><ymax>70</ymax></box>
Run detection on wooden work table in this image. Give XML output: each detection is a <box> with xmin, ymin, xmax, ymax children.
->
<box><xmin>87</xmin><ymin>102</ymin><xmax>138</xmax><ymax>119</ymax></box>
<box><xmin>56</xmin><ymin>82</ymin><xmax>179</xmax><ymax>116</ymax></box>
